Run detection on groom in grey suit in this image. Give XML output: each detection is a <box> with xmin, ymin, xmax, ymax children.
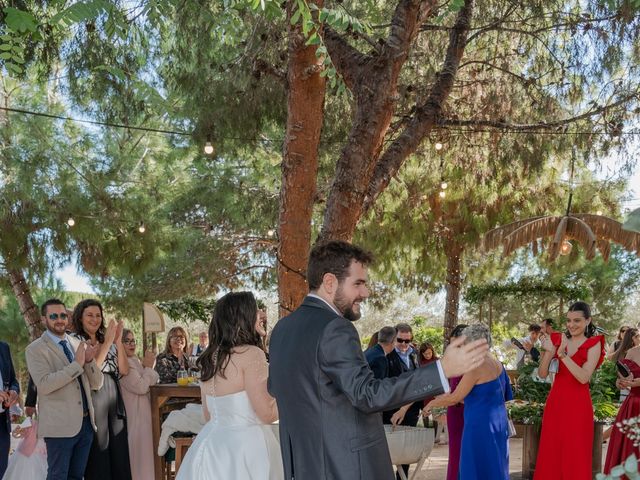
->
<box><xmin>269</xmin><ymin>241</ymin><xmax>489</xmax><ymax>479</ymax></box>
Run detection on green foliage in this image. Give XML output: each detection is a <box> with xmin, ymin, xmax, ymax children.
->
<box><xmin>412</xmin><ymin>324</ymin><xmax>445</xmax><ymax>354</ymax></box>
<box><xmin>157</xmin><ymin>298</ymin><xmax>217</xmax><ymax>325</ymax></box>
<box><xmin>465</xmin><ymin>279</ymin><xmax>589</xmax><ymax>306</ymax></box>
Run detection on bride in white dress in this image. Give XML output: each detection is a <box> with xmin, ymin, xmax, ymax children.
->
<box><xmin>176</xmin><ymin>292</ymin><xmax>283</xmax><ymax>480</ymax></box>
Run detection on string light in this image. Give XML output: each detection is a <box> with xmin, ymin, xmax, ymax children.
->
<box><xmin>439</xmin><ymin>190</ymin><xmax>446</xmax><ymax>198</ymax></box>
<box><xmin>267</xmin><ymin>229</ymin><xmax>275</xmax><ymax>238</ymax></box>
<box><xmin>440</xmin><ymin>181</ymin><xmax>448</xmax><ymax>190</ymax></box>
<box><xmin>138</xmin><ymin>222</ymin><xmax>146</xmax><ymax>234</ymax></box>
<box><xmin>435</xmin><ymin>142</ymin><xmax>443</xmax><ymax>151</ymax></box>
<box><xmin>596</xmin><ymin>210</ymin><xmax>603</xmax><ymax>216</ymax></box>
<box><xmin>67</xmin><ymin>216</ymin><xmax>75</xmax><ymax>227</ymax></box>
<box><xmin>203</xmin><ymin>133</ymin><xmax>215</xmax><ymax>155</ymax></box>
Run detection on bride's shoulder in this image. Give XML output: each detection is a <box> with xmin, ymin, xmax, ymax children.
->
<box><xmin>232</xmin><ymin>345</ymin><xmax>267</xmax><ymax>362</ymax></box>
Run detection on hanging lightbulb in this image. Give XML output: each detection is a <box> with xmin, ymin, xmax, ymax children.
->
<box><xmin>267</xmin><ymin>229</ymin><xmax>275</xmax><ymax>238</ymax></box>
<box><xmin>67</xmin><ymin>216</ymin><xmax>76</xmax><ymax>227</ymax></box>
<box><xmin>420</xmin><ymin>194</ymin><xmax>428</xmax><ymax>201</ymax></box>
<box><xmin>138</xmin><ymin>222</ymin><xmax>146</xmax><ymax>234</ymax></box>
<box><xmin>439</xmin><ymin>190</ymin><xmax>446</xmax><ymax>199</ymax></box>
<box><xmin>440</xmin><ymin>181</ymin><xmax>448</xmax><ymax>190</ymax></box>
<box><xmin>204</xmin><ymin>141</ymin><xmax>214</xmax><ymax>155</ymax></box>
<box><xmin>560</xmin><ymin>240</ymin><xmax>572</xmax><ymax>256</ymax></box>
<box><xmin>435</xmin><ymin>142</ymin><xmax>443</xmax><ymax>151</ymax></box>
<box><xmin>596</xmin><ymin>210</ymin><xmax>603</xmax><ymax>216</ymax></box>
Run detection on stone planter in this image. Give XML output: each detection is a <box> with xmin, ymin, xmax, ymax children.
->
<box><xmin>516</xmin><ymin>422</ymin><xmax>604</xmax><ymax>479</ymax></box>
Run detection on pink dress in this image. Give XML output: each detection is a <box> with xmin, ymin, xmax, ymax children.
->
<box><xmin>120</xmin><ymin>356</ymin><xmax>159</xmax><ymax>480</ymax></box>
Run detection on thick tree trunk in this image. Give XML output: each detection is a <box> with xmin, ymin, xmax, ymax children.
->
<box><xmin>8</xmin><ymin>267</ymin><xmax>43</xmax><ymax>340</ymax></box>
<box><xmin>443</xmin><ymin>243</ymin><xmax>463</xmax><ymax>342</ymax></box>
<box><xmin>277</xmin><ymin>0</ymin><xmax>326</xmax><ymax>317</ymax></box>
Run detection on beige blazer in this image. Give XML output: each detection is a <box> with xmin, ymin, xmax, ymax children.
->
<box><xmin>26</xmin><ymin>332</ymin><xmax>104</xmax><ymax>438</ymax></box>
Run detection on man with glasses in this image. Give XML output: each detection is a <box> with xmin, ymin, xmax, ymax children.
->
<box><xmin>26</xmin><ymin>298</ymin><xmax>104</xmax><ymax>480</ymax></box>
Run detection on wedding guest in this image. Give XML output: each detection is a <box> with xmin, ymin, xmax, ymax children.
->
<box><xmin>364</xmin><ymin>326</ymin><xmax>396</xmax><ymax>379</ymax></box>
<box><xmin>26</xmin><ymin>298</ymin><xmax>103</xmax><ymax>480</ymax></box>
<box><xmin>424</xmin><ymin>324</ymin><xmax>512</xmax><ymax>480</ymax></box>
<box><xmin>0</xmin><ymin>340</ymin><xmax>20</xmax><ymax>477</ymax></box>
<box><xmin>72</xmin><ymin>299</ymin><xmax>132</xmax><ymax>480</ymax></box>
<box><xmin>539</xmin><ymin>318</ymin><xmax>556</xmax><ymax>337</ymax></box>
<box><xmin>535</xmin><ymin>301</ymin><xmax>605</xmax><ymax>480</ymax></box>
<box><xmin>513</xmin><ymin>324</ymin><xmax>542</xmax><ymax>367</ymax></box>
<box><xmin>604</xmin><ymin>333</ymin><xmax>640</xmax><ymax>474</ymax></box>
<box><xmin>120</xmin><ymin>329</ymin><xmax>159</xmax><ymax>480</ymax></box>
<box><xmin>381</xmin><ymin>323</ymin><xmax>422</xmax><ymax>479</ymax></box>
<box><xmin>155</xmin><ymin>327</ymin><xmax>189</xmax><ymax>384</ymax></box>
<box><xmin>444</xmin><ymin>324</ymin><xmax>468</xmax><ymax>480</ymax></box>
<box><xmin>608</xmin><ymin>325</ymin><xmax>631</xmax><ymax>360</ymax></box>
<box><xmin>189</xmin><ymin>331</ymin><xmax>209</xmax><ymax>357</ymax></box>
<box><xmin>419</xmin><ymin>342</ymin><xmax>439</xmax><ymax>366</ymax></box>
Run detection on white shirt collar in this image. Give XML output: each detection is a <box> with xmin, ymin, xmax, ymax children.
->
<box><xmin>45</xmin><ymin>329</ymin><xmax>69</xmax><ymax>345</ymax></box>
<box><xmin>307</xmin><ymin>293</ymin><xmax>342</xmax><ymax>316</ymax></box>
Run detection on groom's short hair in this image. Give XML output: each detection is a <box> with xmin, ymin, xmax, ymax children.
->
<box><xmin>307</xmin><ymin>241</ymin><xmax>374</xmax><ymax>290</ymax></box>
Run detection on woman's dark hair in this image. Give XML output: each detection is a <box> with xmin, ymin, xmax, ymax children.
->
<box><xmin>163</xmin><ymin>326</ymin><xmax>188</xmax><ymax>355</ymax></box>
<box><xmin>618</xmin><ymin>325</ymin><xmax>631</xmax><ymax>341</ymax></box>
<box><xmin>450</xmin><ymin>324</ymin><xmax>468</xmax><ymax>339</ymax></box>
<box><xmin>367</xmin><ymin>331</ymin><xmax>379</xmax><ymax>349</ymax></box>
<box><xmin>72</xmin><ymin>299</ymin><xmax>106</xmax><ymax>343</ymax></box>
<box><xmin>306</xmin><ymin>241</ymin><xmax>374</xmax><ymax>291</ymax></box>
<box><xmin>198</xmin><ymin>291</ymin><xmax>261</xmax><ymax>382</ymax></box>
<box><xmin>613</xmin><ymin>327</ymin><xmax>639</xmax><ymax>363</ymax></box>
<box><xmin>419</xmin><ymin>342</ymin><xmax>439</xmax><ymax>361</ymax></box>
<box><xmin>567</xmin><ymin>301</ymin><xmax>597</xmax><ymax>337</ymax></box>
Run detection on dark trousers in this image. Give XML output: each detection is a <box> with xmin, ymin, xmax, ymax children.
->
<box><xmin>0</xmin><ymin>412</ymin><xmax>9</xmax><ymax>478</ymax></box>
<box><xmin>44</xmin><ymin>416</ymin><xmax>94</xmax><ymax>480</ymax></box>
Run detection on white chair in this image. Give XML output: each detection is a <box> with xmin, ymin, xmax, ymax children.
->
<box><xmin>385</xmin><ymin>425</ymin><xmax>435</xmax><ymax>480</ymax></box>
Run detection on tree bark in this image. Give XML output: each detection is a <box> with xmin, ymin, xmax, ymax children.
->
<box><xmin>443</xmin><ymin>242</ymin><xmax>463</xmax><ymax>342</ymax></box>
<box><xmin>8</xmin><ymin>267</ymin><xmax>43</xmax><ymax>340</ymax></box>
<box><xmin>277</xmin><ymin>0</ymin><xmax>326</xmax><ymax>317</ymax></box>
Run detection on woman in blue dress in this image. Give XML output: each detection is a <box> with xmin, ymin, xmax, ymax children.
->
<box><xmin>424</xmin><ymin>324</ymin><xmax>512</xmax><ymax>480</ymax></box>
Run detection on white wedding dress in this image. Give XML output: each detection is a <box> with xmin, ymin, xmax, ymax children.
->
<box><xmin>176</xmin><ymin>391</ymin><xmax>283</xmax><ymax>480</ymax></box>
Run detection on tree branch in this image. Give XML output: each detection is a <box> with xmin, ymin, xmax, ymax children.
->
<box><xmin>441</xmin><ymin>91</ymin><xmax>639</xmax><ymax>131</ymax></box>
<box><xmin>322</xmin><ymin>26</ymin><xmax>370</xmax><ymax>90</ymax></box>
<box><xmin>363</xmin><ymin>0</ymin><xmax>474</xmax><ymax>213</ymax></box>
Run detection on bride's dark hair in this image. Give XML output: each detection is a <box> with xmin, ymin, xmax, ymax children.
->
<box><xmin>198</xmin><ymin>291</ymin><xmax>261</xmax><ymax>382</ymax></box>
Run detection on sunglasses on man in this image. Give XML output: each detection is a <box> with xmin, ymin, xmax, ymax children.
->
<box><xmin>48</xmin><ymin>313</ymin><xmax>68</xmax><ymax>320</ymax></box>
<box><xmin>396</xmin><ymin>338</ymin><xmax>413</xmax><ymax>344</ymax></box>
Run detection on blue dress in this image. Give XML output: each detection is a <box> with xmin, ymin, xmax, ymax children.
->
<box><xmin>458</xmin><ymin>366</ymin><xmax>512</xmax><ymax>480</ymax></box>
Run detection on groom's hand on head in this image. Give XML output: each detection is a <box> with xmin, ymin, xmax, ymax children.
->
<box><xmin>440</xmin><ymin>336</ymin><xmax>489</xmax><ymax>378</ymax></box>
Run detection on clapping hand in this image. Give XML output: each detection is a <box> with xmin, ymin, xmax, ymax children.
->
<box><xmin>541</xmin><ymin>335</ymin><xmax>556</xmax><ymax>353</ymax></box>
<box><xmin>104</xmin><ymin>319</ymin><xmax>117</xmax><ymax>346</ymax></box>
<box><xmin>142</xmin><ymin>349</ymin><xmax>157</xmax><ymax>369</ymax></box>
<box><xmin>440</xmin><ymin>336</ymin><xmax>489</xmax><ymax>378</ymax></box>
<box><xmin>84</xmin><ymin>342</ymin><xmax>98</xmax><ymax>363</ymax></box>
<box><xmin>75</xmin><ymin>342</ymin><xmax>87</xmax><ymax>367</ymax></box>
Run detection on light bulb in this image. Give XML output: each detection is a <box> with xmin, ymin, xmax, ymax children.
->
<box><xmin>560</xmin><ymin>240</ymin><xmax>572</xmax><ymax>256</ymax></box>
<box><xmin>67</xmin><ymin>217</ymin><xmax>76</xmax><ymax>227</ymax></box>
<box><xmin>439</xmin><ymin>190</ymin><xmax>446</xmax><ymax>198</ymax></box>
<box><xmin>421</xmin><ymin>194</ymin><xmax>428</xmax><ymax>201</ymax></box>
<box><xmin>596</xmin><ymin>210</ymin><xmax>603</xmax><ymax>216</ymax></box>
<box><xmin>267</xmin><ymin>229</ymin><xmax>275</xmax><ymax>238</ymax></box>
<box><xmin>435</xmin><ymin>142</ymin><xmax>443</xmax><ymax>151</ymax></box>
<box><xmin>138</xmin><ymin>222</ymin><xmax>146</xmax><ymax>234</ymax></box>
<box><xmin>440</xmin><ymin>181</ymin><xmax>448</xmax><ymax>190</ymax></box>
<box><xmin>204</xmin><ymin>142</ymin><xmax>214</xmax><ymax>155</ymax></box>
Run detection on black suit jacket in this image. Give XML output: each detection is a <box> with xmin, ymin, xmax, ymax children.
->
<box><xmin>268</xmin><ymin>296</ymin><xmax>446</xmax><ymax>480</ymax></box>
<box><xmin>25</xmin><ymin>376</ymin><xmax>37</xmax><ymax>408</ymax></box>
<box><xmin>383</xmin><ymin>349</ymin><xmax>423</xmax><ymax>424</ymax></box>
<box><xmin>0</xmin><ymin>341</ymin><xmax>20</xmax><ymax>429</ymax></box>
<box><xmin>364</xmin><ymin>344</ymin><xmax>389</xmax><ymax>380</ymax></box>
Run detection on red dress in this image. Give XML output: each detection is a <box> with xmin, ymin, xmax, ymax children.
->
<box><xmin>534</xmin><ymin>334</ymin><xmax>605</xmax><ymax>480</ymax></box>
<box><xmin>604</xmin><ymin>358</ymin><xmax>640</xmax><ymax>476</ymax></box>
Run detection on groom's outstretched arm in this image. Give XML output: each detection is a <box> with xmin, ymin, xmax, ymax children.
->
<box><xmin>318</xmin><ymin>317</ymin><xmax>446</xmax><ymax>414</ymax></box>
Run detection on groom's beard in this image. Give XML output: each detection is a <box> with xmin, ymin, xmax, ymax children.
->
<box><xmin>334</xmin><ymin>288</ymin><xmax>362</xmax><ymax>322</ymax></box>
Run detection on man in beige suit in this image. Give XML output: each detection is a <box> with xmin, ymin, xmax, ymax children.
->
<box><xmin>26</xmin><ymin>298</ymin><xmax>104</xmax><ymax>480</ymax></box>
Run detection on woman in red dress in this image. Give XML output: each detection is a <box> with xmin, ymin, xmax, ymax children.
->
<box><xmin>534</xmin><ymin>301</ymin><xmax>606</xmax><ymax>480</ymax></box>
<box><xmin>604</xmin><ymin>335</ymin><xmax>640</xmax><ymax>475</ymax></box>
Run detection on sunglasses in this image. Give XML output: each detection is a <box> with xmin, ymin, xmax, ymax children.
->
<box><xmin>396</xmin><ymin>338</ymin><xmax>413</xmax><ymax>344</ymax></box>
<box><xmin>48</xmin><ymin>313</ymin><xmax>68</xmax><ymax>320</ymax></box>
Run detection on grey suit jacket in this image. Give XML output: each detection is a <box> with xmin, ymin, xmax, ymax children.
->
<box><xmin>268</xmin><ymin>296</ymin><xmax>446</xmax><ymax>480</ymax></box>
<box><xmin>26</xmin><ymin>332</ymin><xmax>103</xmax><ymax>438</ymax></box>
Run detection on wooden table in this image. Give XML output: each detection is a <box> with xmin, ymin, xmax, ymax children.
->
<box><xmin>150</xmin><ymin>384</ymin><xmax>201</xmax><ymax>480</ymax></box>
